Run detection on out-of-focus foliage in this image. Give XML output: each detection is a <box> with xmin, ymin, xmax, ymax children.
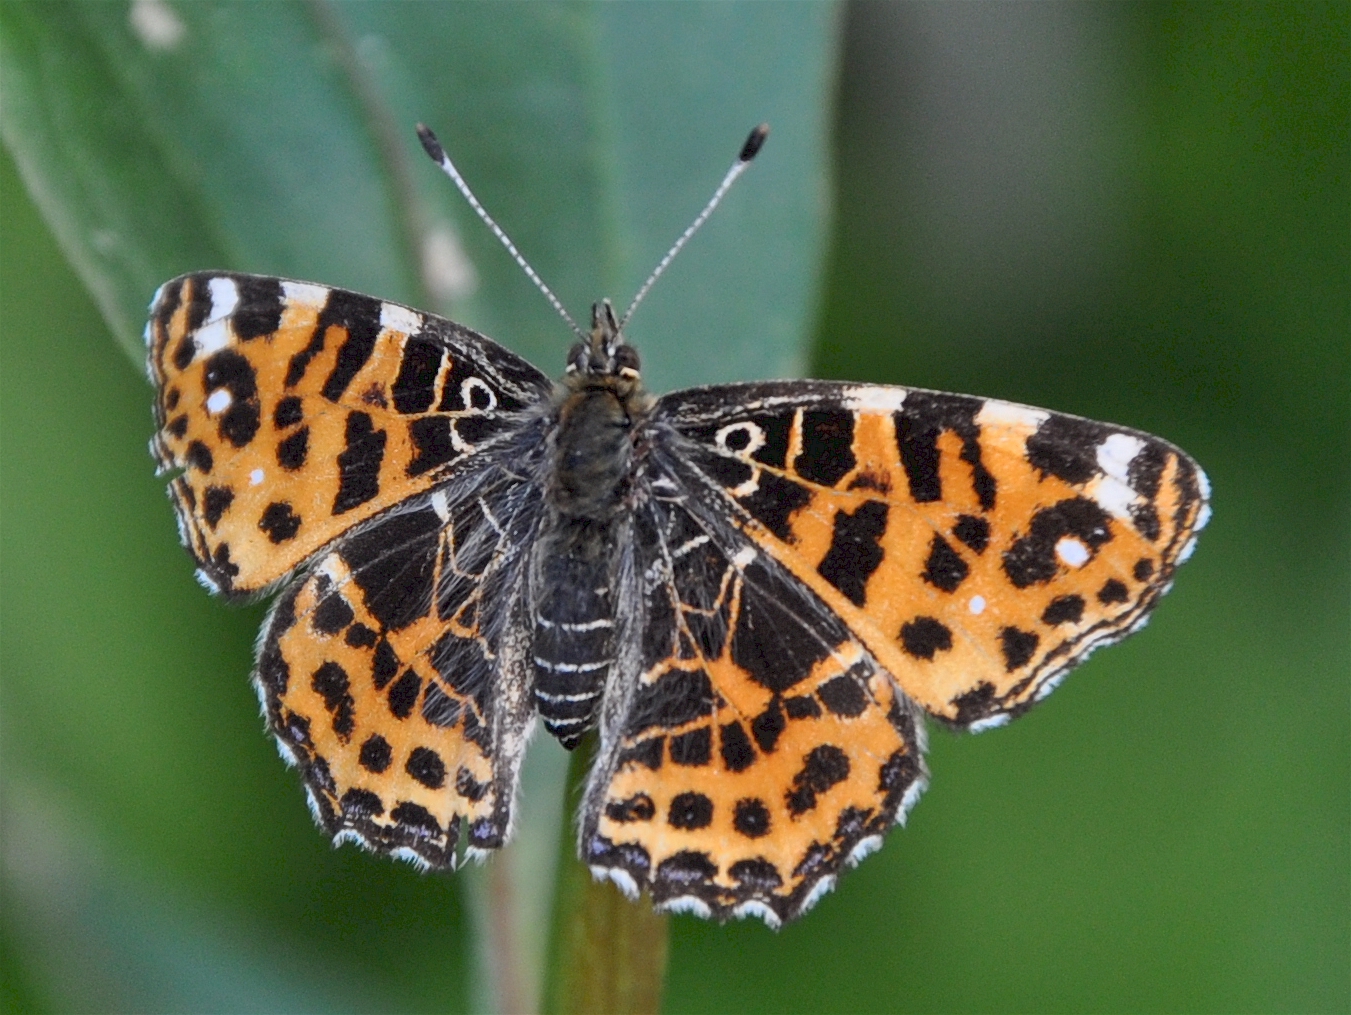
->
<box><xmin>2</xmin><ymin>3</ymin><xmax>1346</xmax><ymax>1013</ymax></box>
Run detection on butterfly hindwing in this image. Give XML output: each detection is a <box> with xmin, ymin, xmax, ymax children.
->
<box><xmin>656</xmin><ymin>381</ymin><xmax>1210</xmax><ymax>730</ymax></box>
<box><xmin>256</xmin><ymin>463</ymin><xmax>547</xmax><ymax>868</ymax></box>
<box><xmin>580</xmin><ymin>486</ymin><xmax>928</xmax><ymax>926</ymax></box>
<box><xmin>147</xmin><ymin>272</ymin><xmax>552</xmax><ymax>596</ymax></box>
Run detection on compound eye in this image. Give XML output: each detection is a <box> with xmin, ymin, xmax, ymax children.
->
<box><xmin>566</xmin><ymin>341</ymin><xmax>587</xmax><ymax>373</ymax></box>
<box><xmin>614</xmin><ymin>345</ymin><xmax>641</xmax><ymax>374</ymax></box>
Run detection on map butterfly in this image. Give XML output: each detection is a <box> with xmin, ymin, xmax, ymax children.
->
<box><xmin>147</xmin><ymin>125</ymin><xmax>1209</xmax><ymax>927</ymax></box>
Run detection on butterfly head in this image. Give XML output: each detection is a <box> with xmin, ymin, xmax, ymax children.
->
<box><xmin>565</xmin><ymin>298</ymin><xmax>643</xmax><ymax>397</ymax></box>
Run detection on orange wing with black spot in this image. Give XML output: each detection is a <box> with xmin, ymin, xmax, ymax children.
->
<box><xmin>255</xmin><ymin>467</ymin><xmax>546</xmax><ymax>867</ymax></box>
<box><xmin>147</xmin><ymin>272</ymin><xmax>550</xmax><ymax>596</ymax></box>
<box><xmin>659</xmin><ymin>381</ymin><xmax>1209</xmax><ymax>729</ymax></box>
<box><xmin>581</xmin><ymin>492</ymin><xmax>927</xmax><ymax>926</ymax></box>
<box><xmin>579</xmin><ymin>380</ymin><xmax>1208</xmax><ymax>925</ymax></box>
<box><xmin>149</xmin><ymin>272</ymin><xmax>555</xmax><ymax>865</ymax></box>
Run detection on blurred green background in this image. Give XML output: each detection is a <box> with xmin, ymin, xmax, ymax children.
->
<box><xmin>2</xmin><ymin>3</ymin><xmax>1346</xmax><ymax>1013</ymax></box>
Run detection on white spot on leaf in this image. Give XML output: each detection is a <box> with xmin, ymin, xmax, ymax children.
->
<box><xmin>422</xmin><ymin>224</ymin><xmax>478</xmax><ymax>303</ymax></box>
<box><xmin>129</xmin><ymin>0</ymin><xmax>185</xmax><ymax>51</ymax></box>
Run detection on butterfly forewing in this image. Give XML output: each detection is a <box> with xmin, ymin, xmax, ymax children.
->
<box><xmin>147</xmin><ymin>272</ymin><xmax>551</xmax><ymax>595</ymax></box>
<box><xmin>656</xmin><ymin>381</ymin><xmax>1209</xmax><ymax>730</ymax></box>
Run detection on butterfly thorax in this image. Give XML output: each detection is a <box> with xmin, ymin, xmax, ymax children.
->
<box><xmin>531</xmin><ymin>301</ymin><xmax>651</xmax><ymax>748</ymax></box>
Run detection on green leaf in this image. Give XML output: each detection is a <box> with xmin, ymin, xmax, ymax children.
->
<box><xmin>2</xmin><ymin>1</ymin><xmax>837</xmax><ymax>386</ymax></box>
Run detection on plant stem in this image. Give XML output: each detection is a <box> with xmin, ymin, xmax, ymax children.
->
<box><xmin>542</xmin><ymin>736</ymin><xmax>669</xmax><ymax>1015</ymax></box>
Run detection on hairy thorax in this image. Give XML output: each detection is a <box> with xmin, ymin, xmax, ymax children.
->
<box><xmin>549</xmin><ymin>376</ymin><xmax>649</xmax><ymax>522</ymax></box>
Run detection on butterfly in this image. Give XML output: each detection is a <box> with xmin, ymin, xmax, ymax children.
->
<box><xmin>146</xmin><ymin>125</ymin><xmax>1209</xmax><ymax>927</ymax></box>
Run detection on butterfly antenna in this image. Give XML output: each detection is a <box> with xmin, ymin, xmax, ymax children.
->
<box><xmin>619</xmin><ymin>123</ymin><xmax>769</xmax><ymax>331</ymax></box>
<box><xmin>417</xmin><ymin>124</ymin><xmax>586</xmax><ymax>339</ymax></box>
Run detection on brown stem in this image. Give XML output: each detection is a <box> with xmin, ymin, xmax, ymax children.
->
<box><xmin>542</xmin><ymin>736</ymin><xmax>669</xmax><ymax>1015</ymax></box>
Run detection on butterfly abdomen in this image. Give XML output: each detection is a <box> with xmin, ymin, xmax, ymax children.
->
<box><xmin>530</xmin><ymin>526</ymin><xmax>614</xmax><ymax>749</ymax></box>
<box><xmin>531</xmin><ymin>382</ymin><xmax>646</xmax><ymax>747</ymax></box>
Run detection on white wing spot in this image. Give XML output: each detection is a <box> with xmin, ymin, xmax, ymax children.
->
<box><xmin>731</xmin><ymin>546</ymin><xmax>756</xmax><ymax>569</ymax></box>
<box><xmin>798</xmin><ymin>874</ymin><xmax>837</xmax><ymax>916</ymax></box>
<box><xmin>1196</xmin><ymin>466</ymin><xmax>1213</xmax><ymax>502</ymax></box>
<box><xmin>1177</xmin><ymin>536</ymin><xmax>1198</xmax><ymax>564</ymax></box>
<box><xmin>191</xmin><ymin>277</ymin><xmax>240</xmax><ymax>357</ymax></box>
<box><xmin>205</xmin><ymin>389</ymin><xmax>232</xmax><ymax>414</ymax></box>
<box><xmin>896</xmin><ymin>776</ymin><xmax>928</xmax><ymax>826</ymax></box>
<box><xmin>431</xmin><ymin>489</ymin><xmax>450</xmax><ymax>522</ymax></box>
<box><xmin>843</xmin><ymin>385</ymin><xmax>907</xmax><ymax>412</ymax></box>
<box><xmin>1096</xmin><ymin>433</ymin><xmax>1144</xmax><ymax>483</ymax></box>
<box><xmin>731</xmin><ymin>901</ymin><xmax>782</xmax><ymax>929</ymax></box>
<box><xmin>846</xmin><ymin>835</ymin><xmax>884</xmax><ymax>867</ymax></box>
<box><xmin>967</xmin><ymin>714</ymin><xmax>1010</xmax><ymax>733</ymax></box>
<box><xmin>1056</xmin><ymin>536</ymin><xmax>1090</xmax><ymax>567</ymax></box>
<box><xmin>461</xmin><ymin>377</ymin><xmax>497</xmax><ymax>412</ymax></box>
<box><xmin>976</xmin><ymin>400</ymin><xmax>1049</xmax><ymax>431</ymax></box>
<box><xmin>206</xmin><ymin>277</ymin><xmax>239</xmax><ymax>324</ymax></box>
<box><xmin>281</xmin><ymin>280</ymin><xmax>330</xmax><ymax>307</ymax></box>
<box><xmin>968</xmin><ymin>594</ymin><xmax>987</xmax><ymax>615</ymax></box>
<box><xmin>590</xmin><ymin>866</ymin><xmax>639</xmax><ymax>900</ymax></box>
<box><xmin>660</xmin><ymin>895</ymin><xmax>712</xmax><ymax>919</ymax></box>
<box><xmin>249</xmin><ymin>468</ymin><xmax>265</xmax><ymax>486</ymax></box>
<box><xmin>714</xmin><ymin>421</ymin><xmax>766</xmax><ymax>457</ymax></box>
<box><xmin>1034</xmin><ymin>672</ymin><xmax>1068</xmax><ymax>702</ymax></box>
<box><xmin>1196</xmin><ymin>502</ymin><xmax>1212</xmax><ymax>532</ymax></box>
<box><xmin>1092</xmin><ymin>476</ymin><xmax>1139</xmax><ymax>520</ymax></box>
<box><xmin>380</xmin><ymin>302</ymin><xmax>423</xmax><ymax>337</ymax></box>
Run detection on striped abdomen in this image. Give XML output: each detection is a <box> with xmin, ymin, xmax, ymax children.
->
<box><xmin>530</xmin><ymin>523</ymin><xmax>614</xmax><ymax>748</ymax></box>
